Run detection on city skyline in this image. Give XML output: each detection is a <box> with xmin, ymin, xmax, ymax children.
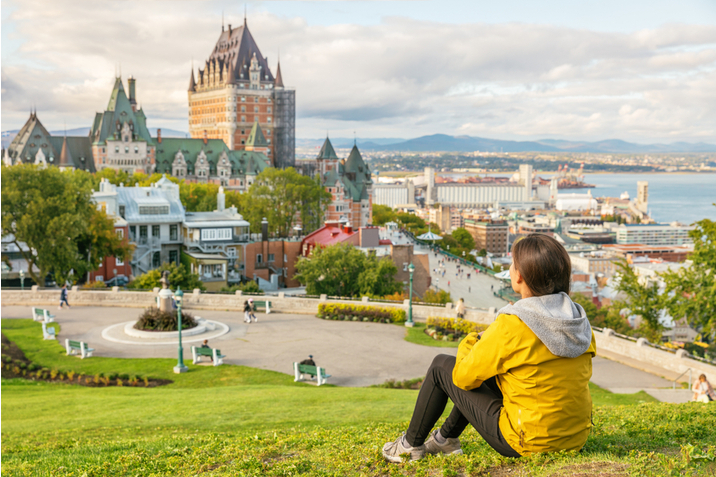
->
<box><xmin>2</xmin><ymin>0</ymin><xmax>716</xmax><ymax>143</ymax></box>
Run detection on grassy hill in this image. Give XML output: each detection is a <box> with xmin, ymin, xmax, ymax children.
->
<box><xmin>2</xmin><ymin>319</ymin><xmax>715</xmax><ymax>476</ymax></box>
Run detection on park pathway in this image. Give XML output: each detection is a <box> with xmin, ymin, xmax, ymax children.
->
<box><xmin>0</xmin><ymin>304</ymin><xmax>692</xmax><ymax>400</ymax></box>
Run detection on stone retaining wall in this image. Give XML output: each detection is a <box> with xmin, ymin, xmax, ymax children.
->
<box><xmin>595</xmin><ymin>328</ymin><xmax>716</xmax><ymax>378</ymax></box>
<box><xmin>0</xmin><ymin>288</ymin><xmax>497</xmax><ymax>325</ymax></box>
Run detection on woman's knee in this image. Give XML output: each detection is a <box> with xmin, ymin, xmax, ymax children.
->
<box><xmin>428</xmin><ymin>354</ymin><xmax>456</xmax><ymax>375</ymax></box>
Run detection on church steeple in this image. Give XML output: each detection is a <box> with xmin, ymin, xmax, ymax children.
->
<box><xmin>275</xmin><ymin>60</ymin><xmax>284</xmax><ymax>89</ymax></box>
<box><xmin>188</xmin><ymin>68</ymin><xmax>196</xmax><ymax>91</ymax></box>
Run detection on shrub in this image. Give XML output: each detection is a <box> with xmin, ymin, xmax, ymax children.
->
<box><xmin>317</xmin><ymin>303</ymin><xmax>406</xmax><ymax>323</ymax></box>
<box><xmin>220</xmin><ymin>281</ymin><xmax>262</xmax><ymax>293</ymax></box>
<box><xmin>382</xmin><ymin>291</ymin><xmax>408</xmax><ymax>301</ymax></box>
<box><xmin>82</xmin><ymin>280</ymin><xmax>108</xmax><ymax>289</ymax></box>
<box><xmin>134</xmin><ymin>307</ymin><xmax>197</xmax><ymax>332</ymax></box>
<box><xmin>421</xmin><ymin>289</ymin><xmax>452</xmax><ymax>305</ymax></box>
<box><xmin>425</xmin><ymin>316</ymin><xmax>488</xmax><ymax>342</ymax></box>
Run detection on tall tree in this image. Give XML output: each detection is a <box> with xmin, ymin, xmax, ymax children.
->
<box><xmin>372</xmin><ymin>204</ymin><xmax>397</xmax><ymax>226</ymax></box>
<box><xmin>295</xmin><ymin>243</ymin><xmax>402</xmax><ymax>297</ymax></box>
<box><xmin>613</xmin><ymin>260</ymin><xmax>664</xmax><ymax>339</ymax></box>
<box><xmin>1</xmin><ymin>164</ymin><xmax>130</xmax><ymax>285</ymax></box>
<box><xmin>662</xmin><ymin>211</ymin><xmax>716</xmax><ymax>339</ymax></box>
<box><xmin>451</xmin><ymin>227</ymin><xmax>475</xmax><ymax>251</ymax></box>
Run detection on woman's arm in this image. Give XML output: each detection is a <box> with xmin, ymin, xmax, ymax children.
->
<box><xmin>452</xmin><ymin>317</ymin><xmax>514</xmax><ymax>391</ymax></box>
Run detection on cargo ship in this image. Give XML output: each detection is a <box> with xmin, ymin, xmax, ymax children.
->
<box><xmin>538</xmin><ymin>163</ymin><xmax>595</xmax><ymax>189</ymax></box>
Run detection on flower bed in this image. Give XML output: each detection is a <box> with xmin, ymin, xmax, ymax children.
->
<box><xmin>317</xmin><ymin>303</ymin><xmax>406</xmax><ymax>324</ymax></box>
<box><xmin>425</xmin><ymin>316</ymin><xmax>488</xmax><ymax>342</ymax></box>
<box><xmin>134</xmin><ymin>307</ymin><xmax>197</xmax><ymax>331</ymax></box>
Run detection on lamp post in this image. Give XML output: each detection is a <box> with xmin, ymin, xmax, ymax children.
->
<box><xmin>173</xmin><ymin>288</ymin><xmax>188</xmax><ymax>374</ymax></box>
<box><xmin>19</xmin><ymin>270</ymin><xmax>25</xmax><ymax>291</ymax></box>
<box><xmin>405</xmin><ymin>263</ymin><xmax>415</xmax><ymax>328</ymax></box>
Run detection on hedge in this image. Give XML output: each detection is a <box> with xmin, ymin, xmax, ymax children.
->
<box><xmin>317</xmin><ymin>303</ymin><xmax>406</xmax><ymax>324</ymax></box>
<box><xmin>425</xmin><ymin>316</ymin><xmax>488</xmax><ymax>342</ymax></box>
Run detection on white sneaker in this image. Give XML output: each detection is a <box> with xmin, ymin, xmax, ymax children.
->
<box><xmin>382</xmin><ymin>434</ymin><xmax>426</xmax><ymax>463</ymax></box>
<box><xmin>424</xmin><ymin>429</ymin><xmax>463</xmax><ymax>456</ymax></box>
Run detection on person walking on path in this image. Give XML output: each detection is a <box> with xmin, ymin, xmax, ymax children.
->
<box><xmin>243</xmin><ymin>300</ymin><xmax>252</xmax><ymax>323</ymax></box>
<box><xmin>382</xmin><ymin>234</ymin><xmax>595</xmax><ymax>463</ymax></box>
<box><xmin>455</xmin><ymin>298</ymin><xmax>466</xmax><ymax>319</ymax></box>
<box><xmin>248</xmin><ymin>298</ymin><xmax>258</xmax><ymax>322</ymax></box>
<box><xmin>692</xmin><ymin>374</ymin><xmax>716</xmax><ymax>402</ymax></box>
<box><xmin>59</xmin><ymin>284</ymin><xmax>71</xmax><ymax>309</ymax></box>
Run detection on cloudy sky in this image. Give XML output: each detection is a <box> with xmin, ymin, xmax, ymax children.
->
<box><xmin>2</xmin><ymin>0</ymin><xmax>716</xmax><ymax>143</ymax></box>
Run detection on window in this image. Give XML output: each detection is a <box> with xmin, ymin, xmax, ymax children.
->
<box><xmin>267</xmin><ymin>117</ymin><xmax>272</xmax><ymax>123</ymax></box>
<box><xmin>268</xmin><ymin>254</ymin><xmax>275</xmax><ymax>262</ymax></box>
<box><xmin>139</xmin><ymin>205</ymin><xmax>169</xmax><ymax>215</ymax></box>
<box><xmin>115</xmin><ymin>146</ymin><xmax>119</xmax><ymax>153</ymax></box>
<box><xmin>139</xmin><ymin>225</ymin><xmax>148</xmax><ymax>240</ymax></box>
<box><xmin>116</xmin><ymin>229</ymin><xmax>124</xmax><ymax>239</ymax></box>
<box><xmin>102</xmin><ymin>147</ymin><xmax>106</xmax><ymax>153</ymax></box>
<box><xmin>254</xmin><ymin>97</ymin><xmax>259</xmax><ymax>103</ymax></box>
<box><xmin>256</xmin><ymin>254</ymin><xmax>263</xmax><ymax>264</ymax></box>
<box><xmin>119</xmin><ymin>205</ymin><xmax>125</xmax><ymax>218</ymax></box>
<box><xmin>241</xmin><ymin>106</ymin><xmax>246</xmax><ymax>112</ymax></box>
<box><xmin>268</xmin><ymin>107</ymin><xmax>272</xmax><ymax>113</ymax></box>
<box><xmin>129</xmin><ymin>226</ymin><xmax>136</xmax><ymax>241</ymax></box>
<box><xmin>200</xmin><ymin>228</ymin><xmax>232</xmax><ymax>241</ymax></box>
<box><xmin>152</xmin><ymin>252</ymin><xmax>161</xmax><ymax>268</ymax></box>
<box><xmin>134</xmin><ymin>146</ymin><xmax>138</xmax><ymax>154</ymax></box>
<box><xmin>254</xmin><ymin>106</ymin><xmax>259</xmax><ymax>112</ymax></box>
<box><xmin>152</xmin><ymin>225</ymin><xmax>160</xmax><ymax>238</ymax></box>
<box><xmin>116</xmin><ymin>256</ymin><xmax>124</xmax><ymax>266</ymax></box>
<box><xmin>241</xmin><ymin>96</ymin><xmax>246</xmax><ymax>102</ymax></box>
<box><xmin>125</xmin><ymin>146</ymin><xmax>129</xmax><ymax>153</ymax></box>
<box><xmin>169</xmin><ymin>250</ymin><xmax>178</xmax><ymax>264</ymax></box>
<box><xmin>170</xmin><ymin>224</ymin><xmax>178</xmax><ymax>241</ymax></box>
<box><xmin>241</xmin><ymin>115</ymin><xmax>246</xmax><ymax>122</ymax></box>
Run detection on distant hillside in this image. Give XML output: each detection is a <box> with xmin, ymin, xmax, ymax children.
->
<box><xmin>354</xmin><ymin>134</ymin><xmax>716</xmax><ymax>153</ymax></box>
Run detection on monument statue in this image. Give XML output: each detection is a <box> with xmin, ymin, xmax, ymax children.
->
<box><xmin>157</xmin><ymin>270</ymin><xmax>173</xmax><ymax>312</ymax></box>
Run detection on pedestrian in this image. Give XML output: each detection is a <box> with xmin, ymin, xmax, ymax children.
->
<box><xmin>243</xmin><ymin>300</ymin><xmax>252</xmax><ymax>323</ymax></box>
<box><xmin>59</xmin><ymin>284</ymin><xmax>70</xmax><ymax>309</ymax></box>
<box><xmin>381</xmin><ymin>233</ymin><xmax>595</xmax><ymax>463</ymax></box>
<box><xmin>248</xmin><ymin>298</ymin><xmax>258</xmax><ymax>322</ymax></box>
<box><xmin>469</xmin><ymin>286</ymin><xmax>471</xmax><ymax>293</ymax></box>
<box><xmin>201</xmin><ymin>339</ymin><xmax>213</xmax><ymax>362</ymax></box>
<box><xmin>467</xmin><ymin>274</ymin><xmax>471</xmax><ymax>279</ymax></box>
<box><xmin>692</xmin><ymin>374</ymin><xmax>716</xmax><ymax>402</ymax></box>
<box><xmin>448</xmin><ymin>281</ymin><xmax>450</xmax><ymax>287</ymax></box>
<box><xmin>491</xmin><ymin>285</ymin><xmax>494</xmax><ymax>291</ymax></box>
<box><xmin>299</xmin><ymin>354</ymin><xmax>318</xmax><ymax>378</ymax></box>
<box><xmin>455</xmin><ymin>298</ymin><xmax>466</xmax><ymax>319</ymax></box>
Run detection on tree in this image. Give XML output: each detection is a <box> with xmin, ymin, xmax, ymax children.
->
<box><xmin>662</xmin><ymin>212</ymin><xmax>716</xmax><ymax>340</ymax></box>
<box><xmin>421</xmin><ymin>289</ymin><xmax>452</xmax><ymax>304</ymax></box>
<box><xmin>74</xmin><ymin>209</ymin><xmax>134</xmax><ymax>281</ymax></box>
<box><xmin>451</xmin><ymin>228</ymin><xmax>475</xmax><ymax>251</ymax></box>
<box><xmin>128</xmin><ymin>261</ymin><xmax>205</xmax><ymax>291</ymax></box>
<box><xmin>612</xmin><ymin>260</ymin><xmax>664</xmax><ymax>337</ymax></box>
<box><xmin>294</xmin><ymin>243</ymin><xmax>402</xmax><ymax>297</ymax></box>
<box><xmin>1</xmin><ymin>164</ymin><xmax>129</xmax><ymax>285</ymax></box>
<box><xmin>243</xmin><ymin>168</ymin><xmax>331</xmax><ymax>237</ymax></box>
<box><xmin>372</xmin><ymin>204</ymin><xmax>397</xmax><ymax>226</ymax></box>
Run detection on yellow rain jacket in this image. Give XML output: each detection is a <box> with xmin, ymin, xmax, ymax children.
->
<box><xmin>453</xmin><ymin>303</ymin><xmax>596</xmax><ymax>455</ymax></box>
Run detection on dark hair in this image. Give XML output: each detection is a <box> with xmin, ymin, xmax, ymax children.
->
<box><xmin>512</xmin><ymin>234</ymin><xmax>571</xmax><ymax>297</ymax></box>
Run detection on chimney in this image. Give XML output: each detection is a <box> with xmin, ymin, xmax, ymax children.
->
<box><xmin>157</xmin><ymin>128</ymin><xmax>162</xmax><ymax>144</ymax></box>
<box><xmin>261</xmin><ymin>217</ymin><xmax>268</xmax><ymax>242</ymax></box>
<box><xmin>228</xmin><ymin>24</ymin><xmax>232</xmax><ymax>33</ymax></box>
<box><xmin>128</xmin><ymin>76</ymin><xmax>137</xmax><ymax>112</ymax></box>
<box><xmin>344</xmin><ymin>223</ymin><xmax>352</xmax><ymax>234</ymax></box>
<box><xmin>203</xmin><ymin>130</ymin><xmax>208</xmax><ymax>145</ymax></box>
<box><xmin>217</xmin><ymin>186</ymin><xmax>225</xmax><ymax>212</ymax></box>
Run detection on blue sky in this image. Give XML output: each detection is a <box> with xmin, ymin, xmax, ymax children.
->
<box><xmin>2</xmin><ymin>0</ymin><xmax>716</xmax><ymax>142</ymax></box>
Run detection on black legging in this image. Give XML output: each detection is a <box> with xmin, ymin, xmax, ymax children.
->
<box><xmin>405</xmin><ymin>354</ymin><xmax>521</xmax><ymax>458</ymax></box>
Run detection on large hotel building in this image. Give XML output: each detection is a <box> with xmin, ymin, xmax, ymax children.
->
<box><xmin>187</xmin><ymin>19</ymin><xmax>295</xmax><ymax>169</ymax></box>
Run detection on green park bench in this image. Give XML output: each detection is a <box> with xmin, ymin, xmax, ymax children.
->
<box><xmin>65</xmin><ymin>339</ymin><xmax>95</xmax><ymax>359</ymax></box>
<box><xmin>293</xmin><ymin>362</ymin><xmax>331</xmax><ymax>386</ymax></box>
<box><xmin>42</xmin><ymin>322</ymin><xmax>56</xmax><ymax>340</ymax></box>
<box><xmin>191</xmin><ymin>346</ymin><xmax>226</xmax><ymax>366</ymax></box>
<box><xmin>253</xmin><ymin>300</ymin><xmax>272</xmax><ymax>314</ymax></box>
<box><xmin>32</xmin><ymin>307</ymin><xmax>55</xmax><ymax>323</ymax></box>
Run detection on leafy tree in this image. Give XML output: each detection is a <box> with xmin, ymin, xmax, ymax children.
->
<box><xmin>613</xmin><ymin>260</ymin><xmax>664</xmax><ymax>337</ymax></box>
<box><xmin>295</xmin><ymin>243</ymin><xmax>402</xmax><ymax>297</ymax></box>
<box><xmin>1</xmin><ymin>164</ymin><xmax>129</xmax><ymax>285</ymax></box>
<box><xmin>662</xmin><ymin>212</ymin><xmax>716</xmax><ymax>340</ymax></box>
<box><xmin>421</xmin><ymin>288</ymin><xmax>452</xmax><ymax>304</ymax></box>
<box><xmin>451</xmin><ymin>227</ymin><xmax>475</xmax><ymax>251</ymax></box>
<box><xmin>179</xmin><ymin>182</ymin><xmax>219</xmax><ymax>212</ymax></box>
<box><xmin>244</xmin><ymin>168</ymin><xmax>331</xmax><ymax>237</ymax></box>
<box><xmin>477</xmin><ymin>249</ymin><xmax>488</xmax><ymax>257</ymax></box>
<box><xmin>372</xmin><ymin>204</ymin><xmax>397</xmax><ymax>226</ymax></box>
<box><xmin>128</xmin><ymin>261</ymin><xmax>205</xmax><ymax>291</ymax></box>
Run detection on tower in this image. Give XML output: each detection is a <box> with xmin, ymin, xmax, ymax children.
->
<box><xmin>636</xmin><ymin>181</ymin><xmax>649</xmax><ymax>214</ymax></box>
<box><xmin>519</xmin><ymin>164</ymin><xmax>533</xmax><ymax>202</ymax></box>
<box><xmin>188</xmin><ymin>19</ymin><xmax>295</xmax><ymax>169</ymax></box>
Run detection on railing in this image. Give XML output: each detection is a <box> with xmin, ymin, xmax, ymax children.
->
<box><xmin>402</xmin><ymin>229</ymin><xmax>497</xmax><ymax>276</ymax></box>
<box><xmin>672</xmin><ymin>368</ymin><xmax>692</xmax><ymax>390</ymax></box>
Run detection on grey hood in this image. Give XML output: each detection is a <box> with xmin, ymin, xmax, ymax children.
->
<box><xmin>498</xmin><ymin>292</ymin><xmax>592</xmax><ymax>358</ymax></box>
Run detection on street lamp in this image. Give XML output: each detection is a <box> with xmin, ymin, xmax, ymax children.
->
<box><xmin>173</xmin><ymin>288</ymin><xmax>188</xmax><ymax>374</ymax></box>
<box><xmin>19</xmin><ymin>270</ymin><xmax>25</xmax><ymax>291</ymax></box>
<box><xmin>406</xmin><ymin>263</ymin><xmax>415</xmax><ymax>328</ymax></box>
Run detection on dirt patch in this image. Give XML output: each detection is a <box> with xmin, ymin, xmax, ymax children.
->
<box><xmin>0</xmin><ymin>333</ymin><xmax>172</xmax><ymax>387</ymax></box>
<box><xmin>546</xmin><ymin>461</ymin><xmax>630</xmax><ymax>477</ymax></box>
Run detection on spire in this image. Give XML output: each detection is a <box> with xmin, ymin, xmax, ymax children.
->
<box><xmin>245</xmin><ymin>121</ymin><xmax>268</xmax><ymax>150</ymax></box>
<box><xmin>188</xmin><ymin>68</ymin><xmax>196</xmax><ymax>91</ymax></box>
<box><xmin>275</xmin><ymin>60</ymin><xmax>284</xmax><ymax>88</ymax></box>
<box><xmin>244</xmin><ymin>4</ymin><xmax>247</xmax><ymax>26</ymax></box>
<box><xmin>59</xmin><ymin>136</ymin><xmax>74</xmax><ymax>168</ymax></box>
<box><xmin>317</xmin><ymin>137</ymin><xmax>338</xmax><ymax>160</ymax></box>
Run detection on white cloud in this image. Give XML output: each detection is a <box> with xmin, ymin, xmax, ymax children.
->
<box><xmin>1</xmin><ymin>0</ymin><xmax>715</xmax><ymax>143</ymax></box>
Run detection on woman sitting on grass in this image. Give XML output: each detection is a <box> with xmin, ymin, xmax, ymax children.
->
<box><xmin>383</xmin><ymin>234</ymin><xmax>596</xmax><ymax>462</ymax></box>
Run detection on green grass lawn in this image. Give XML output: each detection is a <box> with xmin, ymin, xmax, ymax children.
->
<box><xmin>2</xmin><ymin>318</ymin><xmax>714</xmax><ymax>476</ymax></box>
<box><xmin>402</xmin><ymin>322</ymin><xmax>460</xmax><ymax>348</ymax></box>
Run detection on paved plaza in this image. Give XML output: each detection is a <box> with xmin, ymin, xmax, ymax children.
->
<box><xmin>1</xmin><ymin>304</ymin><xmax>689</xmax><ymax>400</ymax></box>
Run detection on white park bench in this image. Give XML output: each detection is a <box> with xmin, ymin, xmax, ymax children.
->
<box><xmin>293</xmin><ymin>362</ymin><xmax>331</xmax><ymax>386</ymax></box>
<box><xmin>42</xmin><ymin>322</ymin><xmax>56</xmax><ymax>340</ymax></box>
<box><xmin>32</xmin><ymin>307</ymin><xmax>55</xmax><ymax>323</ymax></box>
<box><xmin>191</xmin><ymin>346</ymin><xmax>226</xmax><ymax>366</ymax></box>
<box><xmin>65</xmin><ymin>339</ymin><xmax>95</xmax><ymax>359</ymax></box>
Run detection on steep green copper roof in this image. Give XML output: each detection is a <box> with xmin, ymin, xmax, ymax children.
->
<box><xmin>106</xmin><ymin>77</ymin><xmax>125</xmax><ymax>111</ymax></box>
<box><xmin>317</xmin><ymin>137</ymin><xmax>338</xmax><ymax>160</ymax></box>
<box><xmin>90</xmin><ymin>77</ymin><xmax>153</xmax><ymax>145</ymax></box>
<box><xmin>245</xmin><ymin>121</ymin><xmax>268</xmax><ymax>148</ymax></box>
<box><xmin>155</xmin><ymin>137</ymin><xmax>268</xmax><ymax>177</ymax></box>
<box><xmin>6</xmin><ymin>113</ymin><xmax>57</xmax><ymax>163</ymax></box>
